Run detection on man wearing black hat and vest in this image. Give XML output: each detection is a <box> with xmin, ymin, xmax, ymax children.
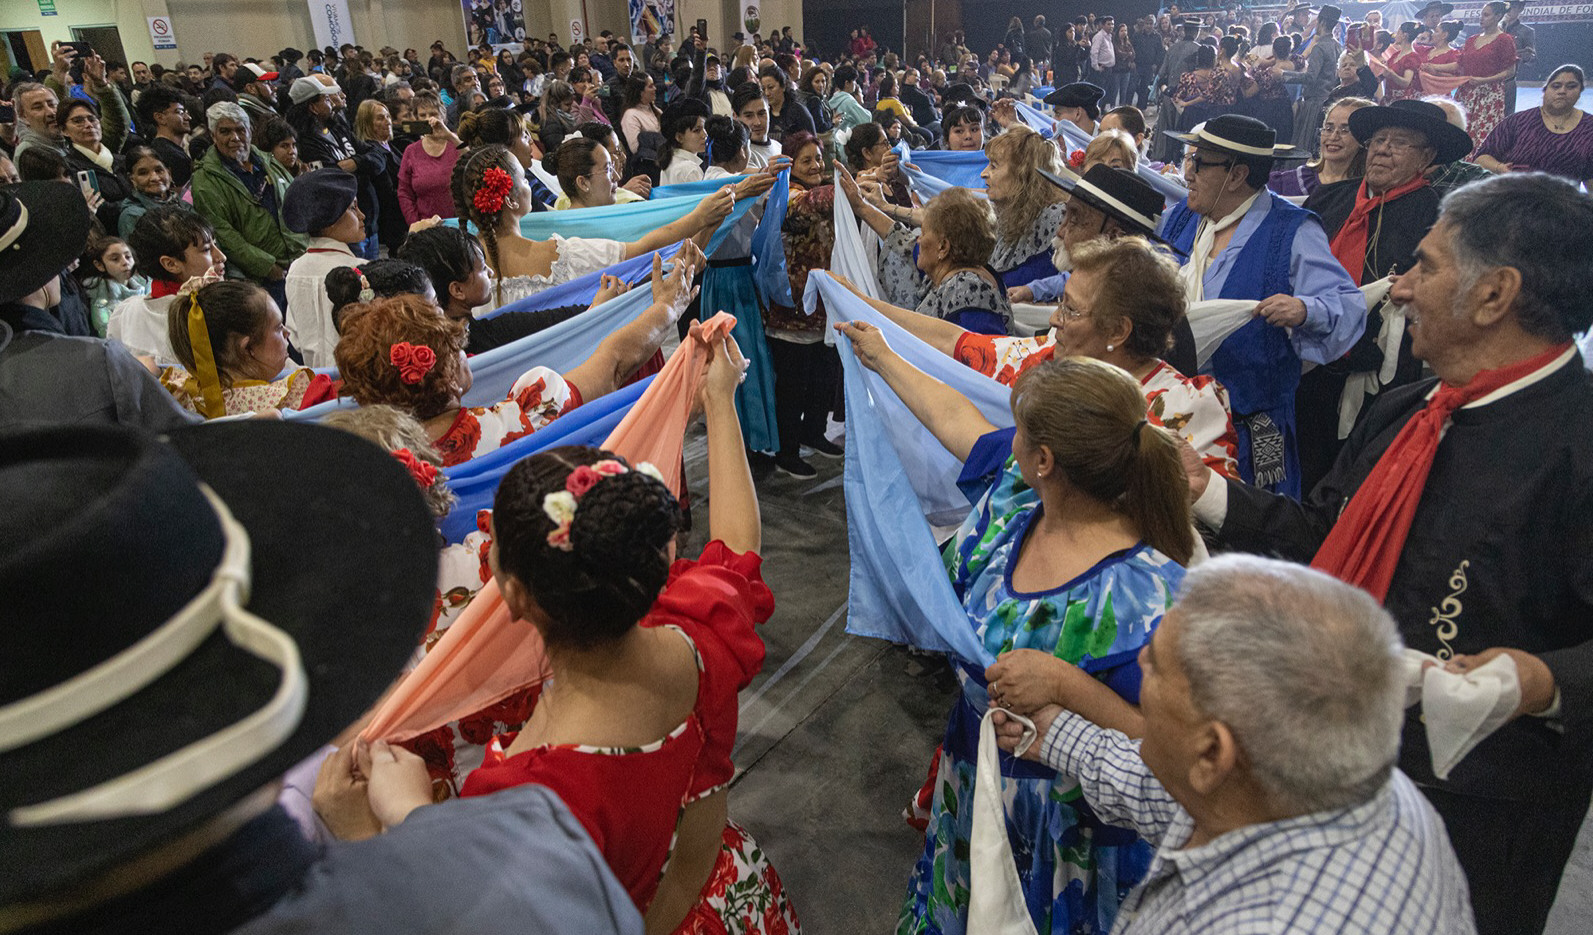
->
<box><xmin>1288</xmin><ymin>4</ymin><xmax>1343</xmax><ymax>149</ymax></box>
<box><xmin>1294</xmin><ymin>99</ymin><xmax>1471</xmax><ymax>488</ymax></box>
<box><xmin>1501</xmin><ymin>0</ymin><xmax>1536</xmax><ymax>114</ymax></box>
<box><xmin>1043</xmin><ymin>82</ymin><xmax>1104</xmax><ymax>138</ymax></box>
<box><xmin>1160</xmin><ymin>115</ymin><xmax>1365</xmax><ymax>498</ymax></box>
<box><xmin>0</xmin><ymin>181</ymin><xmax>198</xmax><ymax>432</ymax></box>
<box><xmin>1186</xmin><ymin>172</ymin><xmax>1593</xmax><ymax>935</ymax></box>
<box><xmin>0</xmin><ymin>421</ymin><xmax>645</xmax><ymax>935</ymax></box>
<box><xmin>1416</xmin><ymin>1</ymin><xmax>1456</xmax><ymax>47</ymax></box>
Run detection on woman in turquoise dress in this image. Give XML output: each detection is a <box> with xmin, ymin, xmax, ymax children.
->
<box><xmin>836</xmin><ymin>324</ymin><xmax>1195</xmax><ymax>935</ymax></box>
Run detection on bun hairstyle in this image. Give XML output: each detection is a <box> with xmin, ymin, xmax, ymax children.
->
<box><xmin>704</xmin><ymin>115</ymin><xmax>748</xmax><ymax>166</ymax></box>
<box><xmin>493</xmin><ymin>446</ymin><xmax>682</xmax><ymax>648</ymax></box>
<box><xmin>335</xmin><ymin>294</ymin><xmax>468</xmax><ymax>420</ymax></box>
<box><xmin>451</xmin><ymin>144</ymin><xmax>519</xmax><ymax>306</ymax></box>
<box><xmin>544</xmin><ymin>135</ymin><xmax>604</xmax><ymax>195</ymax></box>
<box><xmin>326</xmin><ymin>259</ymin><xmax>434</xmax><ymax>331</ymax></box>
<box><xmin>167</xmin><ymin>280</ymin><xmax>273</xmax><ymax>386</ymax></box>
<box><xmin>457</xmin><ymin>106</ymin><xmax>525</xmax><ymax>149</ymax></box>
<box><xmin>1010</xmin><ymin>356</ymin><xmax>1195</xmax><ymax>565</ymax></box>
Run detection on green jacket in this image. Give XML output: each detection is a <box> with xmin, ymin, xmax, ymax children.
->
<box><xmin>190</xmin><ymin>145</ymin><xmax>306</xmax><ymax>280</ymax></box>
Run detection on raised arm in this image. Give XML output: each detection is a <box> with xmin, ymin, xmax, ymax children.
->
<box><xmin>835</xmin><ymin>319</ymin><xmax>994</xmax><ymax>462</ymax></box>
<box><xmin>701</xmin><ymin>333</ymin><xmax>760</xmax><ymax>554</ymax></box>
<box><xmin>565</xmin><ymin>243</ymin><xmax>703</xmax><ymax>397</ymax></box>
<box><xmin>831</xmin><ymin>273</ymin><xmax>968</xmax><ymax>357</ymax></box>
<box><xmin>622</xmin><ymin>186</ymin><xmax>736</xmax><ymax>260</ymax></box>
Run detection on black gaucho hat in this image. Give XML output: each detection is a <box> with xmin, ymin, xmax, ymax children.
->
<box><xmin>1037</xmin><ymin>164</ymin><xmax>1175</xmax><ymax>246</ymax></box>
<box><xmin>0</xmin><ymin>422</ymin><xmax>438</xmax><ymax>903</ymax></box>
<box><xmin>0</xmin><ymin>182</ymin><xmax>94</xmax><ymax>306</ymax></box>
<box><xmin>1349</xmin><ymin>98</ymin><xmax>1475</xmax><ymax>165</ymax></box>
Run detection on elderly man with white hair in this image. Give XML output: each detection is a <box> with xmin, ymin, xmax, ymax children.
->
<box><xmin>997</xmin><ymin>554</ymin><xmax>1477</xmax><ymax>933</ymax></box>
<box><xmin>190</xmin><ymin>100</ymin><xmax>305</xmax><ymax>309</ymax></box>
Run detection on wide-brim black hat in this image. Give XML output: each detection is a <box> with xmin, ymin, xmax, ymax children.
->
<box><xmin>1417</xmin><ymin>1</ymin><xmax>1455</xmax><ymax>16</ymax></box>
<box><xmin>940</xmin><ymin>82</ymin><xmax>986</xmax><ymax>109</ymax></box>
<box><xmin>1165</xmin><ymin>114</ymin><xmax>1304</xmax><ymax>160</ymax></box>
<box><xmin>1037</xmin><ymin>164</ymin><xmax>1174</xmax><ymax>247</ymax></box>
<box><xmin>1044</xmin><ymin>82</ymin><xmax>1105</xmax><ymax>109</ymax></box>
<box><xmin>278</xmin><ymin>47</ymin><xmax>304</xmax><ymax>62</ymax></box>
<box><xmin>1349</xmin><ymin>99</ymin><xmax>1474</xmax><ymax>165</ymax></box>
<box><xmin>0</xmin><ymin>422</ymin><xmax>437</xmax><ymax>903</ymax></box>
<box><xmin>0</xmin><ymin>182</ymin><xmax>94</xmax><ymax>306</ymax></box>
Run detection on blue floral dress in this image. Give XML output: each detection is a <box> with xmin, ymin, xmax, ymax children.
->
<box><xmin>898</xmin><ymin>429</ymin><xmax>1185</xmax><ymax>935</ymax></box>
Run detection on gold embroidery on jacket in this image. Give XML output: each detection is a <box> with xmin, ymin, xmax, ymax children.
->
<box><xmin>1428</xmin><ymin>560</ymin><xmax>1469</xmax><ymax>660</ymax></box>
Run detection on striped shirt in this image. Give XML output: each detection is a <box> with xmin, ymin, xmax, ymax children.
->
<box><xmin>1040</xmin><ymin>711</ymin><xmax>1477</xmax><ymax>934</ymax></box>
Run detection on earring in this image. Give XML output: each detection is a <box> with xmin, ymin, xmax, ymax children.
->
<box><xmin>1105</xmin><ymin>344</ymin><xmax>1114</xmax><ymax>351</ymax></box>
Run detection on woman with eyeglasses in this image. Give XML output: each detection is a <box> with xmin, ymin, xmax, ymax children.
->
<box><xmin>59</xmin><ymin>98</ymin><xmax>132</xmax><ymax>231</ymax></box>
<box><xmin>1268</xmin><ymin>97</ymin><xmax>1376</xmax><ymax>197</ymax></box>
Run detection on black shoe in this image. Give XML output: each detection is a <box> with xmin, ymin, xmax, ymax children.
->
<box><xmin>804</xmin><ymin>436</ymin><xmax>844</xmax><ymax>458</ymax></box>
<box><xmin>775</xmin><ymin>453</ymin><xmax>817</xmax><ymax>478</ymax></box>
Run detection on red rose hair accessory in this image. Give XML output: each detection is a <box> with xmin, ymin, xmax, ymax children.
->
<box><xmin>391</xmin><ymin>447</ymin><xmax>440</xmax><ymax>488</ymax></box>
<box><xmin>541</xmin><ymin>459</ymin><xmax>665</xmax><ymax>551</ymax></box>
<box><xmin>472</xmin><ymin>167</ymin><xmax>515</xmax><ymax>216</ymax></box>
<box><xmin>389</xmin><ymin>341</ymin><xmax>438</xmax><ymax>385</ymax></box>
<box><xmin>1067</xmin><ymin>149</ymin><xmax>1086</xmax><ymax>169</ymax></box>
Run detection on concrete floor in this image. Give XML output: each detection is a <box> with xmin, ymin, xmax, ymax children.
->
<box><xmin>680</xmin><ymin>424</ymin><xmax>1593</xmax><ymax>933</ymax></box>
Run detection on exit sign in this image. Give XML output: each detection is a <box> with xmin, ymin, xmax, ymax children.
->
<box><xmin>38</xmin><ymin>0</ymin><xmax>58</xmax><ymax>14</ymax></box>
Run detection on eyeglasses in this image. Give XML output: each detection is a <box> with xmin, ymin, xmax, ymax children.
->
<box><xmin>1319</xmin><ymin>122</ymin><xmax>1352</xmax><ymax>137</ymax></box>
<box><xmin>1057</xmin><ymin>300</ymin><xmax>1092</xmax><ymax>323</ymax></box>
<box><xmin>1366</xmin><ymin>133</ymin><xmax>1427</xmax><ymax>153</ymax></box>
<box><xmin>1183</xmin><ymin>153</ymin><xmax>1235</xmax><ymax>173</ymax></box>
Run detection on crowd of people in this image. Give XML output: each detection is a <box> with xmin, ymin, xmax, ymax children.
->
<box><xmin>2</xmin><ymin>3</ymin><xmax>1592</xmax><ymax>934</ymax></box>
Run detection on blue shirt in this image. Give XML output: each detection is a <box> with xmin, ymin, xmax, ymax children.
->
<box><xmin>1039</xmin><ymin>711</ymin><xmax>1477</xmax><ymax>934</ymax></box>
<box><xmin>1160</xmin><ymin>192</ymin><xmax>1365</xmax><ymax>366</ymax></box>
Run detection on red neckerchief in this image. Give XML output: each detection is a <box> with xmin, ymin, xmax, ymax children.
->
<box><xmin>1329</xmin><ymin>174</ymin><xmax>1430</xmax><ymax>283</ymax></box>
<box><xmin>1311</xmin><ymin>342</ymin><xmax>1573</xmax><ymax>600</ymax></box>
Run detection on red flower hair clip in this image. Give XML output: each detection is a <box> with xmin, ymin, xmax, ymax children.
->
<box><xmin>391</xmin><ymin>447</ymin><xmax>440</xmax><ymax>488</ymax></box>
<box><xmin>1068</xmin><ymin>149</ymin><xmax>1087</xmax><ymax>169</ymax></box>
<box><xmin>390</xmin><ymin>341</ymin><xmax>438</xmax><ymax>385</ymax></box>
<box><xmin>473</xmin><ymin>167</ymin><xmax>515</xmax><ymax>216</ymax></box>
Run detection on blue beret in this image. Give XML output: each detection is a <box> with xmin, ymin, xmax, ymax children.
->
<box><xmin>282</xmin><ymin>168</ymin><xmax>358</xmax><ymax>235</ymax></box>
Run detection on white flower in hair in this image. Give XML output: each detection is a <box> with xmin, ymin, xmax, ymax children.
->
<box><xmin>543</xmin><ymin>490</ymin><xmax>577</xmax><ymax>526</ymax></box>
<box><xmin>636</xmin><ymin>462</ymin><xmax>666</xmax><ymax>484</ymax></box>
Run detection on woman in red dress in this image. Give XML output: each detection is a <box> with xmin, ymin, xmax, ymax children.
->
<box><xmin>1424</xmin><ymin>2</ymin><xmax>1517</xmax><ymax>149</ymax></box>
<box><xmin>357</xmin><ymin>334</ymin><xmax>801</xmax><ymax>935</ymax></box>
<box><xmin>1381</xmin><ymin>21</ymin><xmax>1428</xmax><ymax>101</ymax></box>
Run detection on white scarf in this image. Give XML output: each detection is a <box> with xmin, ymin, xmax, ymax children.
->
<box><xmin>73</xmin><ymin>141</ymin><xmax>114</xmax><ymax>171</ymax></box>
<box><xmin>1179</xmin><ymin>190</ymin><xmax>1261</xmax><ymax>305</ymax></box>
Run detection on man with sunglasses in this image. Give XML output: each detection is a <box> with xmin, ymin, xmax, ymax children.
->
<box><xmin>1160</xmin><ymin>114</ymin><xmax>1365</xmax><ymax>499</ymax></box>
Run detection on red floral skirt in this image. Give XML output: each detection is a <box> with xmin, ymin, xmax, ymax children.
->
<box><xmin>671</xmin><ymin>821</ymin><xmax>801</xmax><ymax>935</ymax></box>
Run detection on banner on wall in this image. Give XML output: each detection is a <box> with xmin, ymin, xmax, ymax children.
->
<box><xmin>308</xmin><ymin>0</ymin><xmax>355</xmax><ymax>50</ymax></box>
<box><xmin>628</xmin><ymin>0</ymin><xmax>675</xmax><ymax>44</ymax></box>
<box><xmin>462</xmin><ymin>0</ymin><xmax>527</xmax><ymax>51</ymax></box>
<box><xmin>742</xmin><ymin>0</ymin><xmax>760</xmax><ymax>36</ymax></box>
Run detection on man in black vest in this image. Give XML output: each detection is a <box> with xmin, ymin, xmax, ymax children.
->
<box><xmin>1297</xmin><ymin>99</ymin><xmax>1473</xmax><ymax>488</ymax></box>
<box><xmin>1190</xmin><ymin>173</ymin><xmax>1593</xmax><ymax>935</ymax></box>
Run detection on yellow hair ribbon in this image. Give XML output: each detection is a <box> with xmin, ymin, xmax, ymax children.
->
<box><xmin>186</xmin><ymin>293</ymin><xmax>227</xmax><ymax>419</ymax></box>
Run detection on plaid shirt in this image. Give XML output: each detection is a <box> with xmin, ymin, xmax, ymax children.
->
<box><xmin>1040</xmin><ymin>711</ymin><xmax>1477</xmax><ymax>934</ymax></box>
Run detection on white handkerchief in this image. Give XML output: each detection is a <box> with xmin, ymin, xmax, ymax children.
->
<box><xmin>968</xmin><ymin>708</ymin><xmax>1039</xmax><ymax>935</ymax></box>
<box><xmin>1402</xmin><ymin>649</ymin><xmax>1521</xmax><ymax>781</ymax></box>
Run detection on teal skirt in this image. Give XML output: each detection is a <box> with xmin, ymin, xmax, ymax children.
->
<box><xmin>703</xmin><ymin>259</ymin><xmax>779</xmax><ymax>453</ymax></box>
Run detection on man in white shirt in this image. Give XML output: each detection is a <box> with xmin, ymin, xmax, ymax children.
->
<box><xmin>1089</xmin><ymin>15</ymin><xmax>1117</xmax><ymax>83</ymax></box>
<box><xmin>280</xmin><ymin>168</ymin><xmax>363</xmax><ymax>368</ymax></box>
<box><xmin>732</xmin><ymin>83</ymin><xmax>781</xmax><ymax>170</ymax></box>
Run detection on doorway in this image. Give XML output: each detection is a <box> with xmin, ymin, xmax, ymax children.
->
<box><xmin>2</xmin><ymin>30</ymin><xmax>49</xmax><ymax>77</ymax></box>
<box><xmin>72</xmin><ymin>25</ymin><xmax>128</xmax><ymax>68</ymax></box>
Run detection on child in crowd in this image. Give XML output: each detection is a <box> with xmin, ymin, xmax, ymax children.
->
<box><xmin>282</xmin><ymin>168</ymin><xmax>366</xmax><ymax>368</ymax></box>
<box><xmin>324</xmin><ymin>259</ymin><xmax>436</xmax><ymax>334</ymax></box>
<box><xmin>79</xmin><ymin>235</ymin><xmax>150</xmax><ymax>339</ymax></box>
<box><xmin>160</xmin><ymin>279</ymin><xmax>337</xmax><ymax>417</ymax></box>
<box><xmin>396</xmin><ymin>225</ymin><xmax>611</xmax><ymax>355</ymax></box>
<box><xmin>113</xmin><ymin>205</ymin><xmax>226</xmax><ymax>366</ymax></box>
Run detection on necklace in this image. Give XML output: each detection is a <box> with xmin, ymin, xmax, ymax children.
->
<box><xmin>1543</xmin><ymin>108</ymin><xmax>1579</xmax><ymax>133</ymax></box>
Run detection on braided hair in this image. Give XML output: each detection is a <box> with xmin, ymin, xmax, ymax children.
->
<box><xmin>451</xmin><ymin>143</ymin><xmax>518</xmax><ymax>307</ymax></box>
<box><xmin>325</xmin><ymin>258</ymin><xmax>434</xmax><ymax>332</ymax></box>
<box><xmin>494</xmin><ymin>446</ymin><xmax>682</xmax><ymax>648</ymax></box>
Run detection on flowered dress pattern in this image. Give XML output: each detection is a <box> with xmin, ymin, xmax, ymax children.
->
<box><xmin>950</xmin><ymin>336</ymin><xmax>1241</xmax><ymax>478</ymax></box>
<box><xmin>898</xmin><ymin>451</ymin><xmax>1186</xmax><ymax>935</ymax></box>
<box><xmin>433</xmin><ymin>365</ymin><xmax>580</xmax><ymax>467</ymax></box>
<box><xmin>1455</xmin><ymin>33</ymin><xmax>1517</xmax><ymax>153</ymax></box>
<box><xmin>159</xmin><ymin>365</ymin><xmax>336</xmax><ymax>416</ymax></box>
